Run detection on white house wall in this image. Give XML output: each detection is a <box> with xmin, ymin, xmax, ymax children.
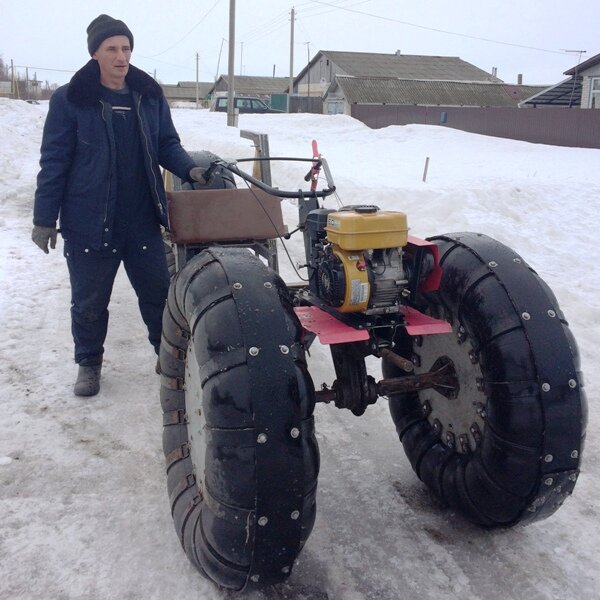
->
<box><xmin>580</xmin><ymin>63</ymin><xmax>600</xmax><ymax>108</ymax></box>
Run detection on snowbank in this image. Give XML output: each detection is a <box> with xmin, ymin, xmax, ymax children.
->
<box><xmin>1</xmin><ymin>99</ymin><xmax>598</xmax><ymax>599</ymax></box>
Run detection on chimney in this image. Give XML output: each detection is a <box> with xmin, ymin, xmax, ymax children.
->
<box><xmin>395</xmin><ymin>49</ymin><xmax>401</xmax><ymax>56</ymax></box>
<box><xmin>492</xmin><ymin>66</ymin><xmax>498</xmax><ymax>77</ymax></box>
<box><xmin>517</xmin><ymin>73</ymin><xmax>523</xmax><ymax>85</ymax></box>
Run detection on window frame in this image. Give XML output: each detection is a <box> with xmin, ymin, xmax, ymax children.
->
<box><xmin>589</xmin><ymin>77</ymin><xmax>600</xmax><ymax>109</ymax></box>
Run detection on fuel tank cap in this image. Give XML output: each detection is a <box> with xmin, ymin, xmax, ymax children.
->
<box><xmin>340</xmin><ymin>205</ymin><xmax>380</xmax><ymax>214</ymax></box>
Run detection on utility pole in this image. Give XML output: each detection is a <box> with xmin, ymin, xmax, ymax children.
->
<box><xmin>227</xmin><ymin>0</ymin><xmax>237</xmax><ymax>127</ymax></box>
<box><xmin>240</xmin><ymin>42</ymin><xmax>243</xmax><ymax>76</ymax></box>
<box><xmin>10</xmin><ymin>59</ymin><xmax>14</xmax><ymax>97</ymax></box>
<box><xmin>288</xmin><ymin>7</ymin><xmax>295</xmax><ymax>112</ymax></box>
<box><xmin>195</xmin><ymin>52</ymin><xmax>200</xmax><ymax>109</ymax></box>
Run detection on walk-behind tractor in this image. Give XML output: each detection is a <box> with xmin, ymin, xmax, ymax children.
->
<box><xmin>159</xmin><ymin>135</ymin><xmax>587</xmax><ymax>591</ymax></box>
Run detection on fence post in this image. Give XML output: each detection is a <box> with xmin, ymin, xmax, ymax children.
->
<box><xmin>422</xmin><ymin>157</ymin><xmax>430</xmax><ymax>183</ymax></box>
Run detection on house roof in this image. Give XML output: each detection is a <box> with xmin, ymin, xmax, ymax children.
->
<box><xmin>161</xmin><ymin>82</ymin><xmax>214</xmax><ymax>100</ymax></box>
<box><xmin>564</xmin><ymin>51</ymin><xmax>600</xmax><ymax>75</ymax></box>
<box><xmin>210</xmin><ymin>75</ymin><xmax>290</xmax><ymax>95</ymax></box>
<box><xmin>520</xmin><ymin>76</ymin><xmax>583</xmax><ymax>107</ymax></box>
<box><xmin>297</xmin><ymin>50</ymin><xmax>502</xmax><ymax>83</ymax></box>
<box><xmin>327</xmin><ymin>76</ymin><xmax>545</xmax><ymax>107</ymax></box>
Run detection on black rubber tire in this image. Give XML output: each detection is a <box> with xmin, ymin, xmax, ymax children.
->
<box><xmin>163</xmin><ymin>238</ymin><xmax>176</xmax><ymax>279</ymax></box>
<box><xmin>384</xmin><ymin>233</ymin><xmax>587</xmax><ymax>527</ymax></box>
<box><xmin>172</xmin><ymin>150</ymin><xmax>236</xmax><ymax>192</ymax></box>
<box><xmin>160</xmin><ymin>247</ymin><xmax>319</xmax><ymax>590</ymax></box>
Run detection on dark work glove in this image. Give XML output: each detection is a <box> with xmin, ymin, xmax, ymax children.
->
<box><xmin>32</xmin><ymin>225</ymin><xmax>58</xmax><ymax>254</ymax></box>
<box><xmin>189</xmin><ymin>166</ymin><xmax>212</xmax><ymax>185</ymax></box>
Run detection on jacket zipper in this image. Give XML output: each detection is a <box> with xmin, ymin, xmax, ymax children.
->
<box><xmin>100</xmin><ymin>100</ymin><xmax>112</xmax><ymax>224</ymax></box>
<box><xmin>137</xmin><ymin>95</ymin><xmax>163</xmax><ymax>216</ymax></box>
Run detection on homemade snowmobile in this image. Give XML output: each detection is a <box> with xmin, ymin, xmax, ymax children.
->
<box><xmin>159</xmin><ymin>136</ymin><xmax>587</xmax><ymax>591</ymax></box>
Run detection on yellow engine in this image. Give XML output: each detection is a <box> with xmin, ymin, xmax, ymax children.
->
<box><xmin>310</xmin><ymin>206</ymin><xmax>409</xmax><ymax>314</ymax></box>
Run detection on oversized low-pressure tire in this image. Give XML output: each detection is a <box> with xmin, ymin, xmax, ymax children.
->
<box><xmin>159</xmin><ymin>247</ymin><xmax>319</xmax><ymax>590</ymax></box>
<box><xmin>384</xmin><ymin>233</ymin><xmax>587</xmax><ymax>527</ymax></box>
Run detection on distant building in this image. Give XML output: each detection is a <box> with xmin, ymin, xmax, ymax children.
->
<box><xmin>208</xmin><ymin>75</ymin><xmax>290</xmax><ymax>98</ymax></box>
<box><xmin>293</xmin><ymin>50</ymin><xmax>502</xmax><ymax>99</ymax></box>
<box><xmin>161</xmin><ymin>81</ymin><xmax>214</xmax><ymax>104</ymax></box>
<box><xmin>324</xmin><ymin>75</ymin><xmax>546</xmax><ymax>115</ymax></box>
<box><xmin>521</xmin><ymin>51</ymin><xmax>600</xmax><ymax>108</ymax></box>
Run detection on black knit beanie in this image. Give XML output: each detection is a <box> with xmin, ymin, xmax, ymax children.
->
<box><xmin>87</xmin><ymin>14</ymin><xmax>134</xmax><ymax>55</ymax></box>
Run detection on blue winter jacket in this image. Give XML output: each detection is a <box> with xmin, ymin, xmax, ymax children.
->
<box><xmin>34</xmin><ymin>60</ymin><xmax>196</xmax><ymax>249</ymax></box>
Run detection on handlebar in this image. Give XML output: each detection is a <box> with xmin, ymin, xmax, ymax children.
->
<box><xmin>207</xmin><ymin>157</ymin><xmax>336</xmax><ymax>200</ymax></box>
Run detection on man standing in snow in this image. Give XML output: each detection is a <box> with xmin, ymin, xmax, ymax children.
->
<box><xmin>32</xmin><ymin>15</ymin><xmax>206</xmax><ymax>396</ymax></box>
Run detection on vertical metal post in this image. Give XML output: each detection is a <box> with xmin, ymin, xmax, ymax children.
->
<box><xmin>240</xmin><ymin>130</ymin><xmax>278</xmax><ymax>273</ymax></box>
<box><xmin>195</xmin><ymin>52</ymin><xmax>200</xmax><ymax>109</ymax></box>
<box><xmin>288</xmin><ymin>7</ymin><xmax>295</xmax><ymax>112</ymax></box>
<box><xmin>227</xmin><ymin>0</ymin><xmax>236</xmax><ymax>127</ymax></box>
<box><xmin>422</xmin><ymin>157</ymin><xmax>430</xmax><ymax>183</ymax></box>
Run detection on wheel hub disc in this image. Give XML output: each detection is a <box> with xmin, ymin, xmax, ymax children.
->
<box><xmin>185</xmin><ymin>340</ymin><xmax>206</xmax><ymax>490</ymax></box>
<box><xmin>415</xmin><ymin>326</ymin><xmax>486</xmax><ymax>453</ymax></box>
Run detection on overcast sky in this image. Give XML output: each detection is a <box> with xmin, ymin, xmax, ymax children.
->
<box><xmin>2</xmin><ymin>0</ymin><xmax>598</xmax><ymax>87</ymax></box>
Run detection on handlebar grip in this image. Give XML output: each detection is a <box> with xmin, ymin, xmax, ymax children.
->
<box><xmin>304</xmin><ymin>160</ymin><xmax>322</xmax><ymax>182</ymax></box>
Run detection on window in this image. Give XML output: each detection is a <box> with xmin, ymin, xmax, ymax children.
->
<box><xmin>251</xmin><ymin>99</ymin><xmax>269</xmax><ymax>111</ymax></box>
<box><xmin>590</xmin><ymin>78</ymin><xmax>600</xmax><ymax>109</ymax></box>
<box><xmin>327</xmin><ymin>99</ymin><xmax>344</xmax><ymax>115</ymax></box>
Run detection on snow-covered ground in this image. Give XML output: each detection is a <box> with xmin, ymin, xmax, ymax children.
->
<box><xmin>1</xmin><ymin>98</ymin><xmax>598</xmax><ymax>599</ymax></box>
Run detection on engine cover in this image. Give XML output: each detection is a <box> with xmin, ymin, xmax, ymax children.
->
<box><xmin>317</xmin><ymin>246</ymin><xmax>405</xmax><ymax>313</ymax></box>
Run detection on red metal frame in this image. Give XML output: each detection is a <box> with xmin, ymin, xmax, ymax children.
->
<box><xmin>294</xmin><ymin>304</ymin><xmax>451</xmax><ymax>345</ymax></box>
<box><xmin>406</xmin><ymin>235</ymin><xmax>443</xmax><ymax>292</ymax></box>
<box><xmin>294</xmin><ymin>306</ymin><xmax>369</xmax><ymax>345</ymax></box>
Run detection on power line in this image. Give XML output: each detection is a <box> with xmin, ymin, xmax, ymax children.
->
<box><xmin>14</xmin><ymin>65</ymin><xmax>75</xmax><ymax>73</ymax></box>
<box><xmin>144</xmin><ymin>0</ymin><xmax>222</xmax><ymax>58</ymax></box>
<box><xmin>241</xmin><ymin>0</ymin><xmax>371</xmax><ymax>46</ymax></box>
<box><xmin>307</xmin><ymin>0</ymin><xmax>568</xmax><ymax>55</ymax></box>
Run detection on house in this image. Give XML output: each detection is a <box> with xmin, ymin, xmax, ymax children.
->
<box><xmin>208</xmin><ymin>75</ymin><xmax>290</xmax><ymax>98</ymax></box>
<box><xmin>521</xmin><ymin>51</ymin><xmax>600</xmax><ymax>108</ymax></box>
<box><xmin>293</xmin><ymin>50</ymin><xmax>502</xmax><ymax>97</ymax></box>
<box><xmin>324</xmin><ymin>75</ymin><xmax>546</xmax><ymax>115</ymax></box>
<box><xmin>161</xmin><ymin>81</ymin><xmax>214</xmax><ymax>104</ymax></box>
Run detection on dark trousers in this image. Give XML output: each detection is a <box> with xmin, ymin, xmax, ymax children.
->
<box><xmin>64</xmin><ymin>232</ymin><xmax>170</xmax><ymax>365</ymax></box>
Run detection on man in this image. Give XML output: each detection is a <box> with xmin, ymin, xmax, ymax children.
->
<box><xmin>32</xmin><ymin>15</ymin><xmax>206</xmax><ymax>396</ymax></box>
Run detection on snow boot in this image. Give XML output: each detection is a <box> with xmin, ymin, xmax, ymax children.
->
<box><xmin>74</xmin><ymin>364</ymin><xmax>102</xmax><ymax>397</ymax></box>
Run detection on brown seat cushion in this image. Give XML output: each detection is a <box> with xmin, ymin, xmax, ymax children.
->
<box><xmin>167</xmin><ymin>187</ymin><xmax>286</xmax><ymax>243</ymax></box>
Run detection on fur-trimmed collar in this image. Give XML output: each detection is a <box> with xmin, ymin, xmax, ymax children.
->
<box><xmin>66</xmin><ymin>59</ymin><xmax>163</xmax><ymax>106</ymax></box>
